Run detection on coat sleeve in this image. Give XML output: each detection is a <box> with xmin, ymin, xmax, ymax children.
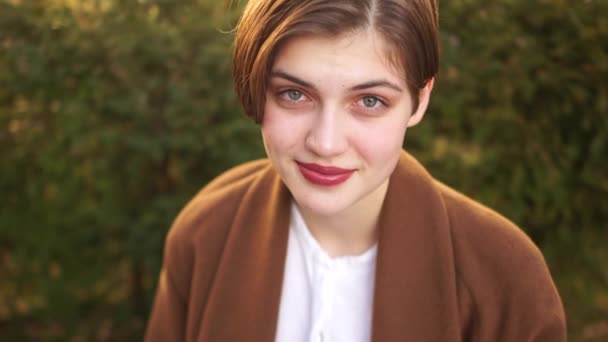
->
<box><xmin>497</xmin><ymin>248</ymin><xmax>567</xmax><ymax>342</ymax></box>
<box><xmin>441</xmin><ymin>183</ymin><xmax>567</xmax><ymax>342</ymax></box>
<box><xmin>456</xmin><ymin>226</ymin><xmax>567</xmax><ymax>342</ymax></box>
<box><xmin>145</xmin><ymin>223</ymin><xmax>193</xmax><ymax>342</ymax></box>
<box><xmin>461</xmin><ymin>254</ymin><xmax>567</xmax><ymax>342</ymax></box>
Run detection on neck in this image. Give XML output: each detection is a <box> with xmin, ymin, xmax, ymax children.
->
<box><xmin>297</xmin><ymin>179</ymin><xmax>389</xmax><ymax>257</ymax></box>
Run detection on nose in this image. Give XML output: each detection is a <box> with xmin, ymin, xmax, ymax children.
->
<box><xmin>304</xmin><ymin>107</ymin><xmax>348</xmax><ymax>158</ymax></box>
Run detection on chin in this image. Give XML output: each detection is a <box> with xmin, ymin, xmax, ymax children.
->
<box><xmin>292</xmin><ymin>194</ymin><xmax>351</xmax><ymax>217</ymax></box>
<box><xmin>288</xmin><ymin>182</ymin><xmax>359</xmax><ymax>215</ymax></box>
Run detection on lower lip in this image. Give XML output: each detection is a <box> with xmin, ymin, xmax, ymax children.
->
<box><xmin>297</xmin><ymin>164</ymin><xmax>354</xmax><ymax>186</ymax></box>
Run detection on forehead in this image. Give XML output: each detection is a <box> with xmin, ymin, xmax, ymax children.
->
<box><xmin>271</xmin><ymin>30</ymin><xmax>405</xmax><ymax>86</ymax></box>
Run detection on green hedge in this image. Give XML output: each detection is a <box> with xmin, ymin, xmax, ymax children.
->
<box><xmin>425</xmin><ymin>2</ymin><xmax>608</xmax><ymax>338</ymax></box>
<box><xmin>0</xmin><ymin>0</ymin><xmax>606</xmax><ymax>340</ymax></box>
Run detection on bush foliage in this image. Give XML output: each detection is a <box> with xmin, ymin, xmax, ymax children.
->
<box><xmin>1</xmin><ymin>0</ymin><xmax>606</xmax><ymax>340</ymax></box>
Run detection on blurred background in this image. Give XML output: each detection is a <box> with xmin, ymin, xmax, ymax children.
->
<box><xmin>0</xmin><ymin>0</ymin><xmax>606</xmax><ymax>340</ymax></box>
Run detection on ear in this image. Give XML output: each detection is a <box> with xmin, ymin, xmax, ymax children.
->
<box><xmin>406</xmin><ymin>77</ymin><xmax>434</xmax><ymax>128</ymax></box>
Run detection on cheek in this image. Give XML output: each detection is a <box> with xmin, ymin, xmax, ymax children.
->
<box><xmin>353</xmin><ymin>120</ymin><xmax>407</xmax><ymax>165</ymax></box>
<box><xmin>261</xmin><ymin>103</ymin><xmax>306</xmax><ymax>155</ymax></box>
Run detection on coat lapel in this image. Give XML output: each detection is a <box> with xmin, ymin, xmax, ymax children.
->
<box><xmin>197</xmin><ymin>163</ymin><xmax>291</xmax><ymax>342</ymax></box>
<box><xmin>198</xmin><ymin>151</ymin><xmax>462</xmax><ymax>341</ymax></box>
<box><xmin>371</xmin><ymin>151</ymin><xmax>461</xmax><ymax>341</ymax></box>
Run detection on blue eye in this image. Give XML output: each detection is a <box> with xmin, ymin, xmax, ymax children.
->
<box><xmin>286</xmin><ymin>89</ymin><xmax>303</xmax><ymax>101</ymax></box>
<box><xmin>362</xmin><ymin>96</ymin><xmax>380</xmax><ymax>108</ymax></box>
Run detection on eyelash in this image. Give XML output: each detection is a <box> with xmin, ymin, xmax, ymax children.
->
<box><xmin>358</xmin><ymin>95</ymin><xmax>388</xmax><ymax>110</ymax></box>
<box><xmin>275</xmin><ymin>88</ymin><xmax>389</xmax><ymax>114</ymax></box>
<box><xmin>278</xmin><ymin>89</ymin><xmax>308</xmax><ymax>102</ymax></box>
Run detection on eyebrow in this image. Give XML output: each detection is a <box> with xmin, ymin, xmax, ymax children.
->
<box><xmin>270</xmin><ymin>70</ymin><xmax>404</xmax><ymax>93</ymax></box>
<box><xmin>270</xmin><ymin>70</ymin><xmax>314</xmax><ymax>89</ymax></box>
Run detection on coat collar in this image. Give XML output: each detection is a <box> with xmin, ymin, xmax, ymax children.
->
<box><xmin>371</xmin><ymin>151</ymin><xmax>461</xmax><ymax>340</ymax></box>
<box><xmin>199</xmin><ymin>151</ymin><xmax>461</xmax><ymax>341</ymax></box>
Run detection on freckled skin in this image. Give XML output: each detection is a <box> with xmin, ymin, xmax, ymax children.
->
<box><xmin>261</xmin><ymin>29</ymin><xmax>433</xmax><ymax>252</ymax></box>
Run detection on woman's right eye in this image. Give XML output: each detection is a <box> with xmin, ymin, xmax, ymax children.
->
<box><xmin>281</xmin><ymin>89</ymin><xmax>304</xmax><ymax>102</ymax></box>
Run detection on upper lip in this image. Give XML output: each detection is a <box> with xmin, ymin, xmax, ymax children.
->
<box><xmin>296</xmin><ymin>161</ymin><xmax>355</xmax><ymax>175</ymax></box>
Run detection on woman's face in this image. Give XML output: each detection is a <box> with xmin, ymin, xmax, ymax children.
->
<box><xmin>261</xmin><ymin>29</ymin><xmax>431</xmax><ymax>218</ymax></box>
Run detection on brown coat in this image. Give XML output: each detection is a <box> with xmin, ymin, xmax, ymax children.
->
<box><xmin>145</xmin><ymin>151</ymin><xmax>566</xmax><ymax>341</ymax></box>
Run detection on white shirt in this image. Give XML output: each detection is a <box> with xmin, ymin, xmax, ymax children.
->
<box><xmin>275</xmin><ymin>203</ymin><xmax>378</xmax><ymax>342</ymax></box>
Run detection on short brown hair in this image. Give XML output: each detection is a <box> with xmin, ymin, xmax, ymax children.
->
<box><xmin>232</xmin><ymin>0</ymin><xmax>439</xmax><ymax>123</ymax></box>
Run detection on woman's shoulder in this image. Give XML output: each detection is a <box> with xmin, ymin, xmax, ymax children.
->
<box><xmin>165</xmin><ymin>159</ymin><xmax>273</xmax><ymax>255</ymax></box>
<box><xmin>434</xmin><ymin>180</ymin><xmax>551</xmax><ymax>284</ymax></box>
<box><xmin>433</xmin><ymin>181</ymin><xmax>566</xmax><ymax>340</ymax></box>
<box><xmin>435</xmin><ymin>181</ymin><xmax>542</xmax><ymax>266</ymax></box>
<box><xmin>398</xmin><ymin>151</ymin><xmax>544</xmax><ymax>267</ymax></box>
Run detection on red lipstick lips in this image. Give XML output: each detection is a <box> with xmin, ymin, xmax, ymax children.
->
<box><xmin>296</xmin><ymin>161</ymin><xmax>355</xmax><ymax>186</ymax></box>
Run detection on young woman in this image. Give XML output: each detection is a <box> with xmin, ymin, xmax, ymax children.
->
<box><xmin>146</xmin><ymin>1</ymin><xmax>567</xmax><ymax>341</ymax></box>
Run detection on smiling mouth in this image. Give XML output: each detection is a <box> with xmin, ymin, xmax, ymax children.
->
<box><xmin>296</xmin><ymin>161</ymin><xmax>355</xmax><ymax>186</ymax></box>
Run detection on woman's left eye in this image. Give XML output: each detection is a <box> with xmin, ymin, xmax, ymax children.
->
<box><xmin>361</xmin><ymin>96</ymin><xmax>380</xmax><ymax>108</ymax></box>
<box><xmin>358</xmin><ymin>96</ymin><xmax>387</xmax><ymax>110</ymax></box>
